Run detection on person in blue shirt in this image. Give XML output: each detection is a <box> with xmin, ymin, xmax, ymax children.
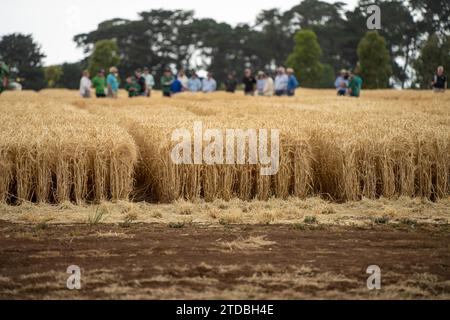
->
<box><xmin>287</xmin><ymin>68</ymin><xmax>299</xmax><ymax>97</ymax></box>
<box><xmin>171</xmin><ymin>78</ymin><xmax>183</xmax><ymax>94</ymax></box>
<box><xmin>107</xmin><ymin>66</ymin><xmax>119</xmax><ymax>98</ymax></box>
<box><xmin>188</xmin><ymin>72</ymin><xmax>202</xmax><ymax>92</ymax></box>
<box><xmin>202</xmin><ymin>72</ymin><xmax>217</xmax><ymax>93</ymax></box>
<box><xmin>335</xmin><ymin>69</ymin><xmax>349</xmax><ymax>96</ymax></box>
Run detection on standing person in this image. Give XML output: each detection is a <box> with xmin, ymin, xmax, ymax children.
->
<box><xmin>187</xmin><ymin>71</ymin><xmax>202</xmax><ymax>92</ymax></box>
<box><xmin>225</xmin><ymin>72</ymin><xmax>238</xmax><ymax>93</ymax></box>
<box><xmin>335</xmin><ymin>69</ymin><xmax>349</xmax><ymax>96</ymax></box>
<box><xmin>242</xmin><ymin>68</ymin><xmax>256</xmax><ymax>96</ymax></box>
<box><xmin>143</xmin><ymin>67</ymin><xmax>155</xmax><ymax>97</ymax></box>
<box><xmin>177</xmin><ymin>69</ymin><xmax>189</xmax><ymax>91</ymax></box>
<box><xmin>92</xmin><ymin>69</ymin><xmax>106</xmax><ymax>98</ymax></box>
<box><xmin>432</xmin><ymin>66</ymin><xmax>447</xmax><ymax>93</ymax></box>
<box><xmin>202</xmin><ymin>72</ymin><xmax>217</xmax><ymax>93</ymax></box>
<box><xmin>263</xmin><ymin>73</ymin><xmax>274</xmax><ymax>96</ymax></box>
<box><xmin>171</xmin><ymin>77</ymin><xmax>183</xmax><ymax>94</ymax></box>
<box><xmin>124</xmin><ymin>76</ymin><xmax>140</xmax><ymax>98</ymax></box>
<box><xmin>134</xmin><ymin>69</ymin><xmax>147</xmax><ymax>96</ymax></box>
<box><xmin>0</xmin><ymin>62</ymin><xmax>9</xmax><ymax>95</ymax></box>
<box><xmin>107</xmin><ymin>67</ymin><xmax>119</xmax><ymax>98</ymax></box>
<box><xmin>256</xmin><ymin>71</ymin><xmax>267</xmax><ymax>96</ymax></box>
<box><xmin>347</xmin><ymin>70</ymin><xmax>363</xmax><ymax>98</ymax></box>
<box><xmin>161</xmin><ymin>68</ymin><xmax>174</xmax><ymax>97</ymax></box>
<box><xmin>274</xmin><ymin>67</ymin><xmax>288</xmax><ymax>96</ymax></box>
<box><xmin>79</xmin><ymin>70</ymin><xmax>92</xmax><ymax>98</ymax></box>
<box><xmin>287</xmin><ymin>68</ymin><xmax>299</xmax><ymax>97</ymax></box>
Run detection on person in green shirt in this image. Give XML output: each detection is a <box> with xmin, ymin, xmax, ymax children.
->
<box><xmin>348</xmin><ymin>70</ymin><xmax>363</xmax><ymax>98</ymax></box>
<box><xmin>0</xmin><ymin>62</ymin><xmax>10</xmax><ymax>94</ymax></box>
<box><xmin>124</xmin><ymin>76</ymin><xmax>141</xmax><ymax>98</ymax></box>
<box><xmin>92</xmin><ymin>69</ymin><xmax>106</xmax><ymax>98</ymax></box>
<box><xmin>160</xmin><ymin>69</ymin><xmax>174</xmax><ymax>97</ymax></box>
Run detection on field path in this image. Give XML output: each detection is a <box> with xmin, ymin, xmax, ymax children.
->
<box><xmin>0</xmin><ymin>222</ymin><xmax>448</xmax><ymax>299</ymax></box>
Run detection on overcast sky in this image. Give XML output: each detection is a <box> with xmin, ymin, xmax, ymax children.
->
<box><xmin>1</xmin><ymin>0</ymin><xmax>358</xmax><ymax>66</ymax></box>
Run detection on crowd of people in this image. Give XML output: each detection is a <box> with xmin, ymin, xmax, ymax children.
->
<box><xmin>79</xmin><ymin>66</ymin><xmax>302</xmax><ymax>99</ymax></box>
<box><xmin>78</xmin><ymin>65</ymin><xmax>447</xmax><ymax>99</ymax></box>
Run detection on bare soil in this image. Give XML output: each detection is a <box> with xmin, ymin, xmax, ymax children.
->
<box><xmin>0</xmin><ymin>221</ymin><xmax>448</xmax><ymax>299</ymax></box>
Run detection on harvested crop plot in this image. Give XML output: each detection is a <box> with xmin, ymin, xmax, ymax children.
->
<box><xmin>0</xmin><ymin>89</ymin><xmax>449</xmax><ymax>204</ymax></box>
<box><xmin>0</xmin><ymin>93</ymin><xmax>137</xmax><ymax>204</ymax></box>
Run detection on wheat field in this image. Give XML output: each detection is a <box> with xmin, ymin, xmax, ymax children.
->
<box><xmin>0</xmin><ymin>89</ymin><xmax>449</xmax><ymax>205</ymax></box>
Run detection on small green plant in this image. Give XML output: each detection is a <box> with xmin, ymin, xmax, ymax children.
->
<box><xmin>304</xmin><ymin>216</ymin><xmax>317</xmax><ymax>224</ymax></box>
<box><xmin>119</xmin><ymin>211</ymin><xmax>138</xmax><ymax>228</ymax></box>
<box><xmin>292</xmin><ymin>223</ymin><xmax>307</xmax><ymax>230</ymax></box>
<box><xmin>35</xmin><ymin>221</ymin><xmax>49</xmax><ymax>231</ymax></box>
<box><xmin>87</xmin><ymin>206</ymin><xmax>108</xmax><ymax>225</ymax></box>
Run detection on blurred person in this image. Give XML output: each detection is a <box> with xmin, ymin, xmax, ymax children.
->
<box><xmin>92</xmin><ymin>69</ymin><xmax>106</xmax><ymax>98</ymax></box>
<box><xmin>263</xmin><ymin>73</ymin><xmax>274</xmax><ymax>97</ymax></box>
<box><xmin>274</xmin><ymin>67</ymin><xmax>288</xmax><ymax>96</ymax></box>
<box><xmin>124</xmin><ymin>76</ymin><xmax>140</xmax><ymax>98</ymax></box>
<box><xmin>79</xmin><ymin>70</ymin><xmax>91</xmax><ymax>98</ymax></box>
<box><xmin>171</xmin><ymin>77</ymin><xmax>183</xmax><ymax>94</ymax></box>
<box><xmin>242</xmin><ymin>68</ymin><xmax>256</xmax><ymax>96</ymax></box>
<box><xmin>225</xmin><ymin>72</ymin><xmax>238</xmax><ymax>93</ymax></box>
<box><xmin>177</xmin><ymin>69</ymin><xmax>189</xmax><ymax>91</ymax></box>
<box><xmin>335</xmin><ymin>69</ymin><xmax>349</xmax><ymax>96</ymax></box>
<box><xmin>256</xmin><ymin>71</ymin><xmax>267</xmax><ymax>96</ymax></box>
<box><xmin>143</xmin><ymin>67</ymin><xmax>155</xmax><ymax>97</ymax></box>
<box><xmin>188</xmin><ymin>71</ymin><xmax>202</xmax><ymax>92</ymax></box>
<box><xmin>107</xmin><ymin>67</ymin><xmax>119</xmax><ymax>98</ymax></box>
<box><xmin>134</xmin><ymin>69</ymin><xmax>147</xmax><ymax>96</ymax></box>
<box><xmin>287</xmin><ymin>68</ymin><xmax>299</xmax><ymax>97</ymax></box>
<box><xmin>161</xmin><ymin>68</ymin><xmax>174</xmax><ymax>97</ymax></box>
<box><xmin>0</xmin><ymin>61</ymin><xmax>9</xmax><ymax>94</ymax></box>
<box><xmin>432</xmin><ymin>66</ymin><xmax>447</xmax><ymax>93</ymax></box>
<box><xmin>347</xmin><ymin>69</ymin><xmax>363</xmax><ymax>98</ymax></box>
<box><xmin>202</xmin><ymin>72</ymin><xmax>217</xmax><ymax>93</ymax></box>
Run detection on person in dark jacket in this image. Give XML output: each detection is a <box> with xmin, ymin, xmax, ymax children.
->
<box><xmin>242</xmin><ymin>68</ymin><xmax>256</xmax><ymax>96</ymax></box>
<box><xmin>432</xmin><ymin>66</ymin><xmax>447</xmax><ymax>93</ymax></box>
<box><xmin>225</xmin><ymin>72</ymin><xmax>238</xmax><ymax>93</ymax></box>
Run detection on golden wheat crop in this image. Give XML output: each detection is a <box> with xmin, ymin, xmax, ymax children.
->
<box><xmin>0</xmin><ymin>89</ymin><xmax>448</xmax><ymax>204</ymax></box>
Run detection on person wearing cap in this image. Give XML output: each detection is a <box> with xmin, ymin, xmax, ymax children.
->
<box><xmin>107</xmin><ymin>67</ymin><xmax>119</xmax><ymax>98</ymax></box>
<box><xmin>287</xmin><ymin>68</ymin><xmax>299</xmax><ymax>97</ymax></box>
<box><xmin>161</xmin><ymin>68</ymin><xmax>174</xmax><ymax>97</ymax></box>
<box><xmin>242</xmin><ymin>68</ymin><xmax>256</xmax><ymax>96</ymax></box>
<box><xmin>335</xmin><ymin>69</ymin><xmax>349</xmax><ymax>96</ymax></box>
<box><xmin>92</xmin><ymin>69</ymin><xmax>106</xmax><ymax>98</ymax></box>
<box><xmin>188</xmin><ymin>71</ymin><xmax>202</xmax><ymax>92</ymax></box>
<box><xmin>79</xmin><ymin>70</ymin><xmax>92</xmax><ymax>98</ymax></box>
<box><xmin>143</xmin><ymin>67</ymin><xmax>155</xmax><ymax>97</ymax></box>
<box><xmin>256</xmin><ymin>71</ymin><xmax>267</xmax><ymax>96</ymax></box>
<box><xmin>274</xmin><ymin>67</ymin><xmax>288</xmax><ymax>96</ymax></box>
<box><xmin>134</xmin><ymin>69</ymin><xmax>147</xmax><ymax>96</ymax></box>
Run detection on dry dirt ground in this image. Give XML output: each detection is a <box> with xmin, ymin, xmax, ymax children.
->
<box><xmin>0</xmin><ymin>199</ymin><xmax>449</xmax><ymax>299</ymax></box>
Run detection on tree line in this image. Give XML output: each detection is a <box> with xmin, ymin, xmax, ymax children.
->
<box><xmin>0</xmin><ymin>0</ymin><xmax>449</xmax><ymax>91</ymax></box>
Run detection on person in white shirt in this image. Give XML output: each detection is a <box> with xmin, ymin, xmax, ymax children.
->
<box><xmin>79</xmin><ymin>70</ymin><xmax>91</xmax><ymax>98</ymax></box>
<box><xmin>274</xmin><ymin>67</ymin><xmax>288</xmax><ymax>96</ymax></box>
<box><xmin>263</xmin><ymin>73</ymin><xmax>274</xmax><ymax>96</ymax></box>
<box><xmin>143</xmin><ymin>67</ymin><xmax>155</xmax><ymax>97</ymax></box>
<box><xmin>178</xmin><ymin>69</ymin><xmax>189</xmax><ymax>91</ymax></box>
<box><xmin>202</xmin><ymin>72</ymin><xmax>217</xmax><ymax>93</ymax></box>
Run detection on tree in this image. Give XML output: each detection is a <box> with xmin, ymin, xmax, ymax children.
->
<box><xmin>57</xmin><ymin>62</ymin><xmax>85</xmax><ymax>89</ymax></box>
<box><xmin>44</xmin><ymin>65</ymin><xmax>63</xmax><ymax>88</ymax></box>
<box><xmin>88</xmin><ymin>40</ymin><xmax>120</xmax><ymax>75</ymax></box>
<box><xmin>0</xmin><ymin>33</ymin><xmax>46</xmax><ymax>90</ymax></box>
<box><xmin>286</xmin><ymin>30</ymin><xmax>323</xmax><ymax>88</ymax></box>
<box><xmin>357</xmin><ymin>31</ymin><xmax>392</xmax><ymax>89</ymax></box>
<box><xmin>414</xmin><ymin>35</ymin><xmax>450</xmax><ymax>89</ymax></box>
